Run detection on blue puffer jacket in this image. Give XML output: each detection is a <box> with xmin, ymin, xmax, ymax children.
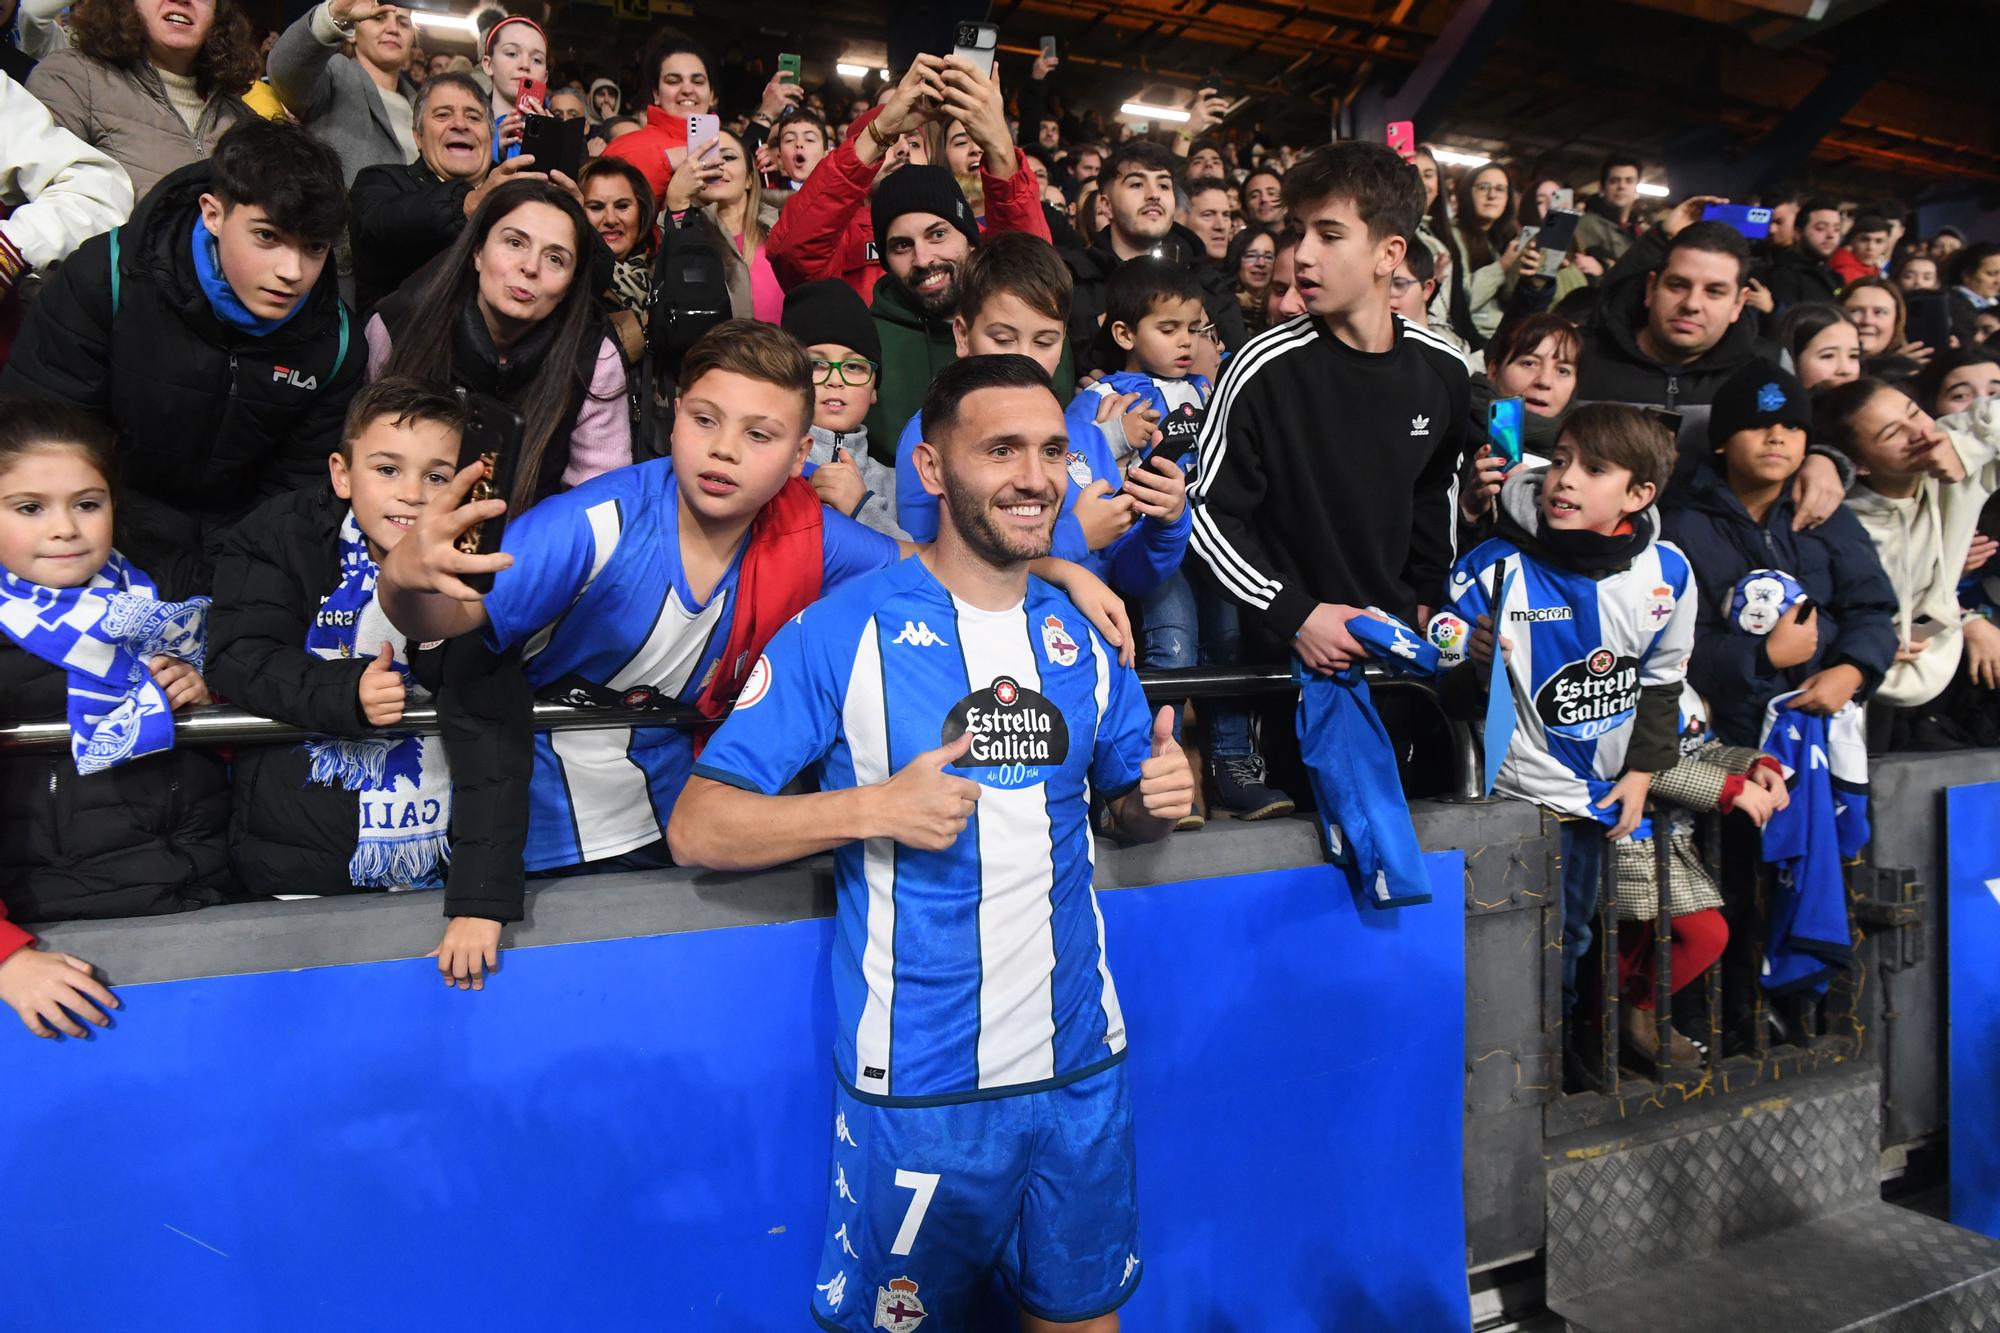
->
<box><xmin>1661</xmin><ymin>459</ymin><xmax>1899</xmax><ymax>745</ymax></box>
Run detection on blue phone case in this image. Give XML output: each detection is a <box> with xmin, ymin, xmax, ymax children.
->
<box><xmin>1488</xmin><ymin>397</ymin><xmax>1524</xmax><ymax>465</ymax></box>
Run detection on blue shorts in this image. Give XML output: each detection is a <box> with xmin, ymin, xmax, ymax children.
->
<box><xmin>809</xmin><ymin>1061</ymin><xmax>1142</xmax><ymax>1331</ymax></box>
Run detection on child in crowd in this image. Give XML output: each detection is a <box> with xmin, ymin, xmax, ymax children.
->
<box><xmin>1661</xmin><ymin>360</ymin><xmax>1898</xmax><ymax>747</ymax></box>
<box><xmin>482</xmin><ymin>15</ymin><xmax>549</xmax><ymax>161</ymax></box>
<box><xmin>375</xmin><ymin>321</ymin><xmax>1131</xmax><ymax>876</ymax></box>
<box><xmin>1812</xmin><ymin>379</ymin><xmax>2000</xmax><ymax>748</ymax></box>
<box><xmin>209</xmin><ymin>379</ymin><xmax>511</xmax><ymax>988</ymax></box>
<box><xmin>1441</xmin><ymin>403</ymin><xmax>1693</xmax><ymax>1026</ymax></box>
<box><xmin>0</xmin><ymin>398</ymin><xmax>231</xmax><ymax>927</ymax></box>
<box><xmin>780</xmin><ymin>279</ymin><xmax>906</xmax><ymax>539</ymax></box>
<box><xmin>0</xmin><ymin>897</ymin><xmax>117</xmax><ymax>1039</ymax></box>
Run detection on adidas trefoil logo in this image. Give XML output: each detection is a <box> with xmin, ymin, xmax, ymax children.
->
<box><xmin>1410</xmin><ymin>414</ymin><xmax>1431</xmax><ymax>436</ymax></box>
<box><xmin>891</xmin><ymin>621</ymin><xmax>949</xmax><ymax>648</ymax></box>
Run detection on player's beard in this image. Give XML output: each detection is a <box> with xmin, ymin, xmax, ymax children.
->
<box><xmin>939</xmin><ymin>466</ymin><xmax>1058</xmax><ymax>567</ymax></box>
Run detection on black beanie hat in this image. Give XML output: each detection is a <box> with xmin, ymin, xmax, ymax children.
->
<box><xmin>781</xmin><ymin>279</ymin><xmax>881</xmax><ymax>361</ymax></box>
<box><xmin>870</xmin><ymin>165</ymin><xmax>980</xmax><ymax>256</ymax></box>
<box><xmin>1709</xmin><ymin>358</ymin><xmax>1813</xmax><ymax>451</ymax></box>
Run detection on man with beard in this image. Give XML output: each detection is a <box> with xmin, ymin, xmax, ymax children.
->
<box><xmin>1064</xmin><ymin>140</ymin><xmax>1247</xmax><ymax>374</ymax></box>
<box><xmin>672</xmin><ymin>352</ymin><xmax>1192</xmax><ymax>1333</ymax></box>
<box><xmin>268</xmin><ymin>0</ymin><xmax>423</xmax><ymax>188</ymax></box>
<box><xmin>1757</xmin><ymin>195</ymin><xmax>1845</xmax><ymax>313</ymax></box>
<box><xmin>347</xmin><ymin>73</ymin><xmax>502</xmax><ymax>313</ymax></box>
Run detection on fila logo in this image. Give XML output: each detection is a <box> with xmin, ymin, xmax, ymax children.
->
<box><xmin>272</xmin><ymin>365</ymin><xmax>319</xmax><ymax>390</ymax></box>
<box><xmin>1409</xmin><ymin>414</ymin><xmax>1430</xmax><ymax>436</ymax></box>
<box><xmin>891</xmin><ymin>621</ymin><xmax>949</xmax><ymax>647</ymax></box>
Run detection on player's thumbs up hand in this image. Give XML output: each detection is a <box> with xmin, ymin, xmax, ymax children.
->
<box><xmin>879</xmin><ymin>730</ymin><xmax>983</xmax><ymax>852</ymax></box>
<box><xmin>358</xmin><ymin>640</ymin><xmax>407</xmax><ymax>727</ymax></box>
<box><xmin>1138</xmin><ymin>705</ymin><xmax>1195</xmax><ymax>825</ymax></box>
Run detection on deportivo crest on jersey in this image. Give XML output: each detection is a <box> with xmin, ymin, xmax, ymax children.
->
<box><xmin>1041</xmin><ymin>614</ymin><xmax>1079</xmax><ymax>667</ymax></box>
<box><xmin>874</xmin><ymin>1277</ymin><xmax>927</xmax><ymax>1331</ymax></box>
<box><xmin>942</xmin><ymin>676</ymin><xmax>1071</xmax><ymax>785</ymax></box>
<box><xmin>1645</xmin><ymin>584</ymin><xmax>1677</xmax><ymax>625</ymax></box>
<box><xmin>1535</xmin><ymin>651</ymin><xmax>1640</xmax><ymax>739</ymax></box>
<box><xmin>1065</xmin><ymin>451</ymin><xmax>1093</xmax><ymax>488</ymax></box>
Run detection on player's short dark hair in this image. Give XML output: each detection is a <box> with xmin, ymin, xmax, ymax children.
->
<box><xmin>1100</xmin><ymin>139</ymin><xmax>1180</xmax><ymax>190</ymax></box>
<box><xmin>1398</xmin><ymin>231</ymin><xmax>1435</xmax><ymax>284</ymax></box>
<box><xmin>1598</xmin><ymin>151</ymin><xmax>1642</xmax><ymax>185</ymax></box>
<box><xmin>1104</xmin><ymin>256</ymin><xmax>1204</xmax><ymax>332</ymax></box>
<box><xmin>1661</xmin><ymin>220</ymin><xmax>1752</xmax><ymax>287</ymax></box>
<box><xmin>1281</xmin><ymin>141</ymin><xmax>1423</xmax><ymax>244</ymax></box>
<box><xmin>339</xmin><ymin>377</ymin><xmax>466</xmax><ymax>461</ymax></box>
<box><xmin>958</xmin><ymin>231</ymin><xmax>1073</xmax><ymax>326</ymax></box>
<box><xmin>680</xmin><ymin>319</ymin><xmax>815</xmax><ymax>430</ymax></box>
<box><xmin>1557</xmin><ymin>403</ymin><xmax>1675</xmax><ymax>494</ymax></box>
<box><xmin>920</xmin><ymin>354</ymin><xmax>1055</xmax><ymax>444</ymax></box>
<box><xmin>209</xmin><ymin>117</ymin><xmax>347</xmax><ymax>243</ymax></box>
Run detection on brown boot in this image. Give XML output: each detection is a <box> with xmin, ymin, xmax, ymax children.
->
<box><xmin>1621</xmin><ymin>1005</ymin><xmax>1704</xmax><ymax>1067</ymax></box>
<box><xmin>1176</xmin><ymin>731</ymin><xmax>1207</xmax><ymax>831</ymax></box>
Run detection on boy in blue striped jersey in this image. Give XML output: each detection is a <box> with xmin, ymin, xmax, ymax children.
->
<box><xmin>672</xmin><ymin>355</ymin><xmax>1194</xmax><ymax>1333</ymax></box>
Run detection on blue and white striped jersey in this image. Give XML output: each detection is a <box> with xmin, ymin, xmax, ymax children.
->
<box><xmin>481</xmin><ymin>459</ymin><xmax>899</xmax><ymax>870</ymax></box>
<box><xmin>1445</xmin><ymin>533</ymin><xmax>1697</xmax><ymax>824</ymax></box>
<box><xmin>694</xmin><ymin>558</ymin><xmax>1154</xmax><ymax>1106</ymax></box>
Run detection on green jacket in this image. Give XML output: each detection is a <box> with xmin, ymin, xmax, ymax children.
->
<box><xmin>862</xmin><ymin>276</ymin><xmax>1075</xmax><ymax>464</ymax></box>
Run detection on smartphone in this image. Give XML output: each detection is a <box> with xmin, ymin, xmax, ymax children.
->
<box><xmin>515</xmin><ymin>77</ymin><xmax>548</xmax><ymax>115</ymax></box>
<box><xmin>686</xmin><ymin>113</ymin><xmax>721</xmax><ymax>161</ymax></box>
<box><xmin>952</xmin><ymin>21</ymin><xmax>999</xmax><ymax>80</ymax></box>
<box><xmin>1517</xmin><ymin>224</ymin><xmax>1540</xmax><ymax>254</ymax></box>
<box><xmin>1488</xmin><ymin>397</ymin><xmax>1525</xmax><ymax>466</ymax></box>
<box><xmin>454</xmin><ymin>394</ymin><xmax>524</xmax><ymax>594</ymax></box>
<box><xmin>1148</xmin><ymin>403</ymin><xmax>1206</xmax><ymax>469</ymax></box>
<box><xmin>1534</xmin><ymin>207</ymin><xmax>1582</xmax><ymax>277</ymax></box>
<box><xmin>777</xmin><ymin>52</ymin><xmax>801</xmax><ymax>84</ymax></box>
<box><xmin>520</xmin><ymin>113</ymin><xmax>586</xmax><ymax>180</ymax></box>
<box><xmin>1550</xmin><ymin>186</ymin><xmax>1574</xmax><ymax>212</ymax></box>
<box><xmin>1386</xmin><ymin>120</ymin><xmax>1416</xmax><ymax>162</ymax></box>
<box><xmin>1905</xmin><ymin>291</ymin><xmax>1952</xmax><ymax>353</ymax></box>
<box><xmin>1910</xmin><ymin>614</ymin><xmax>1946</xmax><ymax>644</ymax></box>
<box><xmin>1039</xmin><ymin>34</ymin><xmax>1058</xmax><ymax>62</ymax></box>
<box><xmin>1702</xmin><ymin>203</ymin><xmax>1773</xmax><ymax>241</ymax></box>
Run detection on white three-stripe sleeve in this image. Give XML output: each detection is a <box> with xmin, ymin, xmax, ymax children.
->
<box><xmin>844</xmin><ymin>618</ymin><xmax>898</xmax><ymax>1097</ymax></box>
<box><xmin>1086</xmin><ymin>636</ymin><xmax>1128</xmax><ymax>1054</ymax></box>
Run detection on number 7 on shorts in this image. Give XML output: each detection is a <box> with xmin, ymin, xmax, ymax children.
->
<box><xmin>890</xmin><ymin>1170</ymin><xmax>940</xmax><ymax>1256</ymax></box>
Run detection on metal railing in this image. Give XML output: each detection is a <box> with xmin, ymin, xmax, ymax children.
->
<box><xmin>0</xmin><ymin>665</ymin><xmax>1483</xmax><ymax>799</ymax></box>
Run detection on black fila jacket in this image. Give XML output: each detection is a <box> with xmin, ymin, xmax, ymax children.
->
<box><xmin>1190</xmin><ymin>312</ymin><xmax>1475</xmax><ymax>640</ymax></box>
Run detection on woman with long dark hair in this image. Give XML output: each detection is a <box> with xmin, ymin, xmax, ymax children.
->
<box><xmin>1412</xmin><ymin>144</ymin><xmax>1477</xmax><ymax>348</ymax></box>
<box><xmin>365</xmin><ymin>177</ymin><xmax>631</xmax><ymax>512</ymax></box>
<box><xmin>580</xmin><ymin>155</ymin><xmax>658</xmax><ymax>363</ymax></box>
<box><xmin>1452</xmin><ymin>162</ymin><xmax>1522</xmax><ymax>342</ymax></box>
<box><xmin>28</xmin><ymin>0</ymin><xmax>261</xmax><ymax>200</ymax></box>
<box><xmin>1226</xmin><ymin>225</ymin><xmax>1278</xmax><ymax>335</ymax></box>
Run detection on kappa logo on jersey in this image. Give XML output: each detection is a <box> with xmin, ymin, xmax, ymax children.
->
<box><xmin>1410</xmin><ymin>414</ymin><xmax>1430</xmax><ymax>436</ymax></box>
<box><xmin>892</xmin><ymin>620</ymin><xmax>950</xmax><ymax>648</ymax></box>
<box><xmin>271</xmin><ymin>365</ymin><xmax>319</xmax><ymax>390</ymax></box>
<box><xmin>1535</xmin><ymin>649</ymin><xmax>1640</xmax><ymax>740</ymax></box>
<box><xmin>941</xmin><ymin>675</ymin><xmax>1071</xmax><ymax>787</ymax></box>
<box><xmin>874</xmin><ymin>1277</ymin><xmax>927</xmax><ymax>1331</ymax></box>
<box><xmin>733</xmin><ymin>653</ymin><xmax>772</xmax><ymax>709</ymax></box>
<box><xmin>1065</xmin><ymin>450</ymin><xmax>1093</xmax><ymax>488</ymax></box>
<box><xmin>1041</xmin><ymin>613</ymin><xmax>1080</xmax><ymax>667</ymax></box>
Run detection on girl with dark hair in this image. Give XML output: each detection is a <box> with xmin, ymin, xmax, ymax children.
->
<box><xmin>1452</xmin><ymin>162</ymin><xmax>1522</xmax><ymax>342</ymax></box>
<box><xmin>600</xmin><ymin>26</ymin><xmax>716</xmax><ymax>203</ymax></box>
<box><xmin>365</xmin><ymin>178</ymin><xmax>631</xmax><ymax>513</ymax></box>
<box><xmin>1226</xmin><ymin>224</ymin><xmax>1277</xmax><ymax>334</ymax></box>
<box><xmin>1771</xmin><ymin>302</ymin><xmax>1861</xmax><ymax>390</ymax></box>
<box><xmin>479</xmin><ymin>14</ymin><xmax>546</xmax><ymax>160</ymax></box>
<box><xmin>27</xmin><ymin>0</ymin><xmax>260</xmax><ymax>199</ymax></box>
<box><xmin>1519</xmin><ymin>176</ymin><xmax>1562</xmax><ymax>229</ymax></box>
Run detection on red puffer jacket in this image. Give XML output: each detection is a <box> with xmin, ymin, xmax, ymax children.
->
<box><xmin>0</xmin><ymin>898</ymin><xmax>30</xmax><ymax>967</ymax></box>
<box><xmin>765</xmin><ymin>104</ymin><xmax>1050</xmax><ymax>303</ymax></box>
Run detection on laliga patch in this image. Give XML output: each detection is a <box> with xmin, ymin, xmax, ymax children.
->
<box><xmin>942</xmin><ymin>675</ymin><xmax>1070</xmax><ymax>788</ymax></box>
<box><xmin>1535</xmin><ymin>649</ymin><xmax>1640</xmax><ymax>740</ymax></box>
<box><xmin>1040</xmin><ymin>613</ymin><xmax>1080</xmax><ymax>667</ymax></box>
<box><xmin>1427</xmin><ymin>611</ymin><xmax>1470</xmax><ymax>668</ymax></box>
<box><xmin>874</xmin><ymin>1277</ymin><xmax>927</xmax><ymax>1331</ymax></box>
<box><xmin>734</xmin><ymin>654</ymin><xmax>772</xmax><ymax>709</ymax></box>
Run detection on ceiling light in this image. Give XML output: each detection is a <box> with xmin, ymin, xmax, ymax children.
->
<box><xmin>1428</xmin><ymin>147</ymin><xmax>1490</xmax><ymax>168</ymax></box>
<box><xmin>1637</xmin><ymin>182</ymin><xmax>1670</xmax><ymax>198</ymax></box>
<box><xmin>1121</xmin><ymin>101</ymin><xmax>1191</xmax><ymax>124</ymax></box>
<box><xmin>836</xmin><ymin>62</ymin><xmax>869</xmax><ymax>78</ymax></box>
<box><xmin>409</xmin><ymin>9</ymin><xmax>480</xmax><ymax>35</ymax></box>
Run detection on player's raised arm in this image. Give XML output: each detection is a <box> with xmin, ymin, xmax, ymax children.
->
<box><xmin>668</xmin><ymin>733</ymin><xmax>982</xmax><ymax>870</ymax></box>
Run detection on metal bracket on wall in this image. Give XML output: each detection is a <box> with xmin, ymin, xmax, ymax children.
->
<box><xmin>1851</xmin><ymin>864</ymin><xmax>1925</xmax><ymax>972</ymax></box>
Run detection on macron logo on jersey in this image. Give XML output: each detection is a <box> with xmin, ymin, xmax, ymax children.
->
<box><xmin>891</xmin><ymin>621</ymin><xmax>950</xmax><ymax>647</ymax></box>
<box><xmin>1410</xmin><ymin>414</ymin><xmax>1430</xmax><ymax>436</ymax></box>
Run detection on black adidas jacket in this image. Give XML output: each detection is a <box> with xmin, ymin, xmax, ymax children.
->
<box><xmin>1189</xmin><ymin>312</ymin><xmax>1475</xmax><ymax>640</ymax></box>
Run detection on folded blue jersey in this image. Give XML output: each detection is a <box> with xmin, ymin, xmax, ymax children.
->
<box><xmin>1348</xmin><ymin>608</ymin><xmax>1439</xmax><ymax>675</ymax></box>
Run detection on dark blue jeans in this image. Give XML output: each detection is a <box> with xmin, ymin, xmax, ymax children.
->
<box><xmin>1560</xmin><ymin>820</ymin><xmax>1606</xmax><ymax>1016</ymax></box>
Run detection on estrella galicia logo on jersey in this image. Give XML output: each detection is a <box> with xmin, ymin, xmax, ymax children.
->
<box><xmin>733</xmin><ymin>654</ymin><xmax>772</xmax><ymax>709</ymax></box>
<box><xmin>1041</xmin><ymin>613</ymin><xmax>1079</xmax><ymax>667</ymax></box>
<box><xmin>1534</xmin><ymin>650</ymin><xmax>1641</xmax><ymax>739</ymax></box>
<box><xmin>941</xmin><ymin>675</ymin><xmax>1070</xmax><ymax>787</ymax></box>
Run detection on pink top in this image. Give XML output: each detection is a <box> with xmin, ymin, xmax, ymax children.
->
<box><xmin>750</xmin><ymin>246</ymin><xmax>785</xmax><ymax>324</ymax></box>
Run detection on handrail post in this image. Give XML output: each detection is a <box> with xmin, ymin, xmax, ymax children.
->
<box><xmin>1652</xmin><ymin>803</ymin><xmax>1677</xmax><ymax>1075</ymax></box>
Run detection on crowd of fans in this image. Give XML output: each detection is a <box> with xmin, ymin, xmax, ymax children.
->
<box><xmin>0</xmin><ymin>0</ymin><xmax>1997</xmax><ymax>1091</ymax></box>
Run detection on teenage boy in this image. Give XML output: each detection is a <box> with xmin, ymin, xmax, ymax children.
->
<box><xmin>1661</xmin><ymin>360</ymin><xmax>1898</xmax><ymax>747</ymax></box>
<box><xmin>669</xmin><ymin>353</ymin><xmax>1195</xmax><ymax>1333</ymax></box>
<box><xmin>1191</xmin><ymin>141</ymin><xmax>1474</xmax><ymax>669</ymax></box>
<box><xmin>781</xmin><ymin>278</ymin><xmax>906</xmax><ymax>538</ymax></box>
<box><xmin>1814</xmin><ymin>379</ymin><xmax>2000</xmax><ymax>742</ymax></box>
<box><xmin>211</xmin><ymin>378</ymin><xmax>519</xmax><ymax>987</ymax></box>
<box><xmin>1830</xmin><ymin>213</ymin><xmax>1893</xmax><ymax>286</ymax></box>
<box><xmin>1757</xmin><ymin>195</ymin><xmax>1844</xmax><ymax>311</ymax></box>
<box><xmin>377</xmin><ymin>322</ymin><xmax>1130</xmax><ymax>874</ymax></box>
<box><xmin>0</xmin><ymin>117</ymin><xmax>362</xmax><ymax>584</ymax></box>
<box><xmin>1440</xmin><ymin>404</ymin><xmax>1695</xmax><ymax>1021</ymax></box>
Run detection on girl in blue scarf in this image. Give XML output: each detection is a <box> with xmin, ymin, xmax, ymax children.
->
<box><xmin>0</xmin><ymin>397</ymin><xmax>233</xmax><ymax>925</ymax></box>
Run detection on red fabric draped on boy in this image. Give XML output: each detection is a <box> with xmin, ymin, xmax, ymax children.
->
<box><xmin>691</xmin><ymin>476</ymin><xmax>825</xmax><ymax>749</ymax></box>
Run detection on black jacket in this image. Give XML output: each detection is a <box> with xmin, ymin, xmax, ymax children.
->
<box><xmin>0</xmin><ymin>161</ymin><xmax>363</xmax><ymax>585</ymax></box>
<box><xmin>1062</xmin><ymin>225</ymin><xmax>1248</xmax><ymax>375</ymax></box>
<box><xmin>348</xmin><ymin>159</ymin><xmax>471</xmax><ymax>317</ymax></box>
<box><xmin>207</xmin><ymin>486</ymin><xmax>531</xmax><ymax>920</ymax></box>
<box><xmin>1576</xmin><ymin>222</ymin><xmax>1770</xmax><ymax>413</ymax></box>
<box><xmin>0</xmin><ymin>551</ymin><xmax>234</xmax><ymax>924</ymax></box>
<box><xmin>1660</xmin><ymin>458</ymin><xmax>1899</xmax><ymax>747</ymax></box>
<box><xmin>1757</xmin><ymin>244</ymin><xmax>1842</xmax><ymax>313</ymax></box>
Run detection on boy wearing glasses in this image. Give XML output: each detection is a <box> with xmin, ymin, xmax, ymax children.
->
<box><xmin>783</xmin><ymin>280</ymin><xmax>908</xmax><ymax>539</ymax></box>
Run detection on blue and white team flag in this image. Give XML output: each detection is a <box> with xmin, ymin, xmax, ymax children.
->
<box><xmin>1482</xmin><ymin>565</ymin><xmax>1519</xmax><ymax>798</ymax></box>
